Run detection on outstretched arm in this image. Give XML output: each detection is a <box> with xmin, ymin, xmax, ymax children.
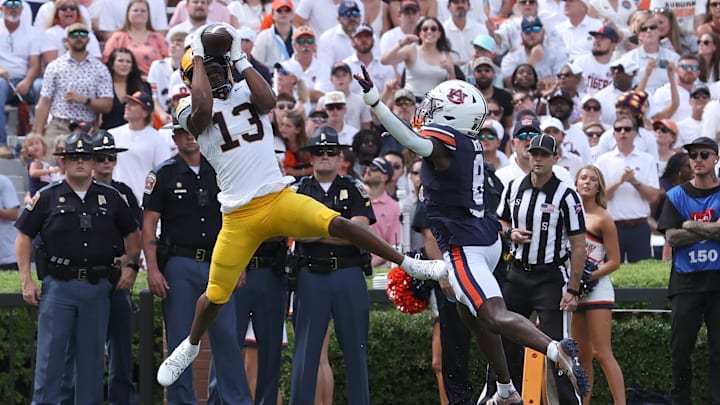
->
<box><xmin>354</xmin><ymin>66</ymin><xmax>435</xmax><ymax>157</ymax></box>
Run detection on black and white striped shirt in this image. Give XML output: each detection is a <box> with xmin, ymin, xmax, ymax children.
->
<box><xmin>498</xmin><ymin>174</ymin><xmax>586</xmax><ymax>265</ymax></box>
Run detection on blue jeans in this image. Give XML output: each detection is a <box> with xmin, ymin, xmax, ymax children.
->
<box><xmin>0</xmin><ymin>77</ymin><xmax>41</xmax><ymax>145</ymax></box>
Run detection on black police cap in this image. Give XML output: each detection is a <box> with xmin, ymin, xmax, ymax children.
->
<box><xmin>54</xmin><ymin>132</ymin><xmax>96</xmax><ymax>156</ymax></box>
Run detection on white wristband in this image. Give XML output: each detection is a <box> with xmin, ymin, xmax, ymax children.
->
<box><xmin>234</xmin><ymin>58</ymin><xmax>252</xmax><ymax>73</ymax></box>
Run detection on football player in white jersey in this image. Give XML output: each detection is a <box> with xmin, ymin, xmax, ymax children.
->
<box><xmin>156</xmin><ymin>23</ymin><xmax>449</xmax><ymax>388</ymax></box>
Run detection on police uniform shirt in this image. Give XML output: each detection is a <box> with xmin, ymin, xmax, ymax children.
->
<box><xmin>111</xmin><ymin>180</ymin><xmax>142</xmax><ymax>229</ymax></box>
<box><xmin>142</xmin><ymin>155</ymin><xmax>222</xmax><ymax>250</ymax></box>
<box><xmin>499</xmin><ymin>173</ymin><xmax>586</xmax><ymax>265</ymax></box>
<box><xmin>16</xmin><ymin>181</ymin><xmax>138</xmax><ymax>266</ymax></box>
<box><xmin>293</xmin><ymin>175</ymin><xmax>376</xmax><ymax>257</ymax></box>
<box><xmin>657</xmin><ymin>182</ymin><xmax>720</xmax><ymax>297</ymax></box>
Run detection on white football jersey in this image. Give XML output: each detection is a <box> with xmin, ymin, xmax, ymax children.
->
<box><xmin>177</xmin><ymin>82</ymin><xmax>294</xmax><ymax>213</ymax></box>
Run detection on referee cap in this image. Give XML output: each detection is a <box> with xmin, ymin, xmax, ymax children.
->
<box><xmin>528</xmin><ymin>134</ymin><xmax>557</xmax><ymax>155</ymax></box>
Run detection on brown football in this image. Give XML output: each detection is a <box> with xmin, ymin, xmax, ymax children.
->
<box><xmin>201</xmin><ymin>24</ymin><xmax>233</xmax><ymax>58</ymax></box>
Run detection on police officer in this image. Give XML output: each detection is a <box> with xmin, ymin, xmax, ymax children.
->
<box><xmin>498</xmin><ymin>134</ymin><xmax>586</xmax><ymax>404</ymax></box>
<box><xmin>92</xmin><ymin>130</ymin><xmax>142</xmax><ymax>405</ymax></box>
<box><xmin>16</xmin><ymin>132</ymin><xmax>141</xmax><ymax>405</ymax></box>
<box><xmin>289</xmin><ymin>126</ymin><xmax>375</xmax><ymax>405</ymax></box>
<box><xmin>142</xmin><ymin>118</ymin><xmax>249</xmax><ymax>404</ymax></box>
<box><xmin>235</xmin><ymin>237</ymin><xmax>288</xmax><ymax>404</ymax></box>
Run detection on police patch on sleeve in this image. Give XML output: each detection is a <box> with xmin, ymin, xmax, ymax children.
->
<box><xmin>26</xmin><ymin>192</ymin><xmax>39</xmax><ymax>211</ymax></box>
<box><xmin>355</xmin><ymin>182</ymin><xmax>369</xmax><ymax>199</ymax></box>
<box><xmin>144</xmin><ymin>173</ymin><xmax>157</xmax><ymax>195</ymax></box>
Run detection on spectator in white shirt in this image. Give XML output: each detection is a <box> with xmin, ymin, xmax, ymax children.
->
<box><xmin>317</xmin><ymin>1</ymin><xmax>369</xmax><ymax>69</ymax></box>
<box><xmin>556</xmin><ymin>0</ymin><xmax>602</xmax><ymax>60</ymax></box>
<box><xmin>652</xmin><ymin>54</ymin><xmax>703</xmax><ymax>122</ymax></box>
<box><xmin>676</xmin><ymin>82</ymin><xmax>711</xmax><ymax>147</ymax></box>
<box><xmin>294</xmin><ymin>0</ymin><xmax>365</xmax><ymax>38</ymax></box>
<box><xmin>379</xmin><ymin>0</ymin><xmax>421</xmax><ymax>75</ymax></box>
<box><xmin>594</xmin><ymin>59</ymin><xmax>638</xmax><ymax>127</ymax></box>
<box><xmin>441</xmin><ymin>0</ymin><xmax>487</xmax><ymax>66</ymax></box>
<box><xmin>343</xmin><ymin>23</ymin><xmax>396</xmax><ymax>97</ymax></box>
<box><xmin>284</xmin><ymin>25</ymin><xmax>328</xmax><ymax>108</ymax></box>
<box><xmin>541</xmin><ymin>116</ymin><xmax>583</xmax><ymax>177</ymax></box>
<box><xmin>501</xmin><ymin>15</ymin><xmax>568</xmax><ymax>86</ymax></box>
<box><xmin>252</xmin><ymin>0</ymin><xmax>295</xmax><ymax>70</ymax></box>
<box><xmin>572</xmin><ymin>24</ymin><xmax>618</xmax><ymax>95</ymax></box>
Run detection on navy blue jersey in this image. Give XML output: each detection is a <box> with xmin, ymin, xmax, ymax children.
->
<box><xmin>419</xmin><ymin>123</ymin><xmax>485</xmax><ymax>217</ymax></box>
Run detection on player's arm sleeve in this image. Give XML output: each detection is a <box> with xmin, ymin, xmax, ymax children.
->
<box><xmin>371</xmin><ymin>101</ymin><xmax>434</xmax><ymax>157</ymax></box>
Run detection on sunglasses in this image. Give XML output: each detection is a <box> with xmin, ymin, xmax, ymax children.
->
<box><xmin>68</xmin><ymin>31</ymin><xmax>89</xmax><ymax>39</ymax></box>
<box><xmin>276</xmin><ymin>7</ymin><xmax>292</xmax><ymax>13</ymax></box>
<box><xmin>522</xmin><ymin>25</ymin><xmax>542</xmax><ymax>34</ymax></box>
<box><xmin>58</xmin><ymin>5</ymin><xmax>78</xmax><ymax>11</ymax></box>
<box><xmin>395</xmin><ymin>99</ymin><xmax>415</xmax><ymax>107</ymax></box>
<box><xmin>410</xmin><ymin>170</ymin><xmax>421</xmax><ymax>175</ymax></box>
<box><xmin>421</xmin><ymin>25</ymin><xmax>439</xmax><ymax>32</ymax></box>
<box><xmin>367</xmin><ymin>165</ymin><xmax>384</xmax><ymax>172</ymax></box>
<box><xmin>556</xmin><ymin>73</ymin><xmax>571</xmax><ymax>79</ymax></box>
<box><xmin>518</xmin><ymin>0</ymin><xmax>537</xmax><ymax>4</ymax></box>
<box><xmin>488</xmin><ymin>109</ymin><xmax>502</xmax><ymax>116</ymax></box>
<box><xmin>515</xmin><ymin>131</ymin><xmax>540</xmax><ymax>140</ymax></box>
<box><xmin>688</xmin><ymin>150</ymin><xmax>714</xmax><ymax>160</ymax></box>
<box><xmin>310</xmin><ymin>148</ymin><xmax>339</xmax><ymax>157</ymax></box>
<box><xmin>296</xmin><ymin>37</ymin><xmax>315</xmax><ymax>45</ymax></box>
<box><xmin>692</xmin><ymin>93</ymin><xmax>710</xmax><ymax>100</ymax></box>
<box><xmin>276</xmin><ymin>103</ymin><xmax>295</xmax><ymax>110</ymax></box>
<box><xmin>65</xmin><ymin>153</ymin><xmax>93</xmax><ymax>161</ymax></box>
<box><xmin>3</xmin><ymin>0</ymin><xmax>22</xmax><ymax>7</ymax></box>
<box><xmin>325</xmin><ymin>104</ymin><xmax>344</xmax><ymax>111</ymax></box>
<box><xmin>94</xmin><ymin>154</ymin><xmax>118</xmax><ymax>162</ymax></box>
<box><xmin>310</xmin><ymin>116</ymin><xmax>328</xmax><ymax>123</ymax></box>
<box><xmin>654</xmin><ymin>126</ymin><xmax>672</xmax><ymax>134</ymax></box>
<box><xmin>583</xmin><ymin>104</ymin><xmax>601</xmax><ymax>111</ymax></box>
<box><xmin>391</xmin><ymin>164</ymin><xmax>403</xmax><ymax>170</ymax></box>
<box><xmin>639</xmin><ymin>24</ymin><xmax>658</xmax><ymax>32</ymax></box>
<box><xmin>614</xmin><ymin>126</ymin><xmax>634</xmax><ymax>133</ymax></box>
<box><xmin>711</xmin><ymin>1</ymin><xmax>720</xmax><ymax>7</ymax></box>
<box><xmin>698</xmin><ymin>39</ymin><xmax>713</xmax><ymax>46</ymax></box>
<box><xmin>680</xmin><ymin>64</ymin><xmax>700</xmax><ymax>71</ymax></box>
<box><xmin>585</xmin><ymin>131</ymin><xmax>603</xmax><ymax>137</ymax></box>
<box><xmin>479</xmin><ymin>134</ymin><xmax>497</xmax><ymax>141</ymax></box>
<box><xmin>342</xmin><ymin>9</ymin><xmax>361</xmax><ymax>19</ymax></box>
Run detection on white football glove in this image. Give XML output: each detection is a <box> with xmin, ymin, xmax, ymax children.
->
<box><xmin>221</xmin><ymin>23</ymin><xmax>244</xmax><ymax>61</ymax></box>
<box><xmin>190</xmin><ymin>25</ymin><xmax>208</xmax><ymax>58</ymax></box>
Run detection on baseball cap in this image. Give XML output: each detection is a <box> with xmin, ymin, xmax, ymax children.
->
<box><xmin>331</xmin><ymin>61</ymin><xmax>352</xmax><ymax>75</ymax></box>
<box><xmin>652</xmin><ymin>119</ymin><xmax>679</xmax><ymax>135</ymax></box>
<box><xmin>472</xmin><ymin>56</ymin><xmax>495</xmax><ymax>71</ymax></box>
<box><xmin>589</xmin><ymin>25</ymin><xmax>619</xmax><ymax>42</ymax></box>
<box><xmin>521</xmin><ymin>15</ymin><xmax>542</xmax><ymax>30</ymax></box>
<box><xmin>691</xmin><ymin>82</ymin><xmax>711</xmax><ymax>97</ymax></box>
<box><xmin>540</xmin><ymin>116</ymin><xmax>564</xmax><ymax>132</ymax></box>
<box><xmin>513</xmin><ymin>117</ymin><xmax>541</xmax><ymax>138</ymax></box>
<box><xmin>125</xmin><ymin>91</ymin><xmax>154</xmax><ymax>112</ymax></box>
<box><xmin>274</xmin><ymin>61</ymin><xmax>303</xmax><ymax>78</ymax></box>
<box><xmin>237</xmin><ymin>26</ymin><xmax>256</xmax><ymax>43</ymax></box>
<box><xmin>479</xmin><ymin>121</ymin><xmax>498</xmax><ymax>136</ymax></box>
<box><xmin>528</xmin><ymin>134</ymin><xmax>558</xmax><ymax>154</ymax></box>
<box><xmin>683</xmin><ymin>136</ymin><xmax>718</xmax><ymax>154</ymax></box>
<box><xmin>308</xmin><ymin>106</ymin><xmax>328</xmax><ymax>118</ymax></box>
<box><xmin>394</xmin><ymin>88</ymin><xmax>415</xmax><ymax>104</ymax></box>
<box><xmin>271</xmin><ymin>0</ymin><xmax>293</xmax><ymax>11</ymax></box>
<box><xmin>580</xmin><ymin>94</ymin><xmax>600</xmax><ymax>107</ymax></box>
<box><xmin>302</xmin><ymin>125</ymin><xmax>346</xmax><ymax>149</ymax></box>
<box><xmin>370</xmin><ymin>157</ymin><xmax>394</xmax><ymax>176</ymax></box>
<box><xmin>91</xmin><ymin>130</ymin><xmax>129</xmax><ymax>153</ymax></box>
<box><xmin>564</xmin><ymin>62</ymin><xmax>583</xmax><ymax>76</ymax></box>
<box><xmin>54</xmin><ymin>132</ymin><xmax>95</xmax><ymax>156</ymax></box>
<box><xmin>324</xmin><ymin>91</ymin><xmax>347</xmax><ymax>105</ymax></box>
<box><xmin>548</xmin><ymin>88</ymin><xmax>573</xmax><ymax>104</ymax></box>
<box><xmin>399</xmin><ymin>0</ymin><xmax>420</xmax><ymax>12</ymax></box>
<box><xmin>338</xmin><ymin>0</ymin><xmax>360</xmax><ymax>16</ymax></box>
<box><xmin>294</xmin><ymin>25</ymin><xmax>315</xmax><ymax>40</ymax></box>
<box><xmin>610</xmin><ymin>59</ymin><xmax>639</xmax><ymax>74</ymax></box>
<box><xmin>471</xmin><ymin>34</ymin><xmax>496</xmax><ymax>52</ymax></box>
<box><xmin>65</xmin><ymin>22</ymin><xmax>89</xmax><ymax>35</ymax></box>
<box><xmin>353</xmin><ymin>23</ymin><xmax>373</xmax><ymax>37</ymax></box>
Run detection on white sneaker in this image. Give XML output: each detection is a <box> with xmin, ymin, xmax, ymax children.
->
<box><xmin>157</xmin><ymin>338</ymin><xmax>200</xmax><ymax>386</ymax></box>
<box><xmin>401</xmin><ymin>258</ymin><xmax>448</xmax><ymax>280</ymax></box>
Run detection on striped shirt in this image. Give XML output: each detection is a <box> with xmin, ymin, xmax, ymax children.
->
<box><xmin>498</xmin><ymin>173</ymin><xmax>586</xmax><ymax>265</ymax></box>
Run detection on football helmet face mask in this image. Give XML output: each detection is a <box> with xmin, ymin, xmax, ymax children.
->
<box><xmin>411</xmin><ymin>80</ymin><xmax>488</xmax><ymax>138</ymax></box>
<box><xmin>180</xmin><ymin>48</ymin><xmax>233</xmax><ymax>100</ymax></box>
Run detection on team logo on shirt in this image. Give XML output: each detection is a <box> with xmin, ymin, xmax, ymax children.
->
<box><xmin>144</xmin><ymin>173</ymin><xmax>157</xmax><ymax>195</ymax></box>
<box><xmin>691</xmin><ymin>208</ymin><xmax>715</xmax><ymax>223</ymax></box>
<box><xmin>446</xmin><ymin>88</ymin><xmax>467</xmax><ymax>105</ymax></box>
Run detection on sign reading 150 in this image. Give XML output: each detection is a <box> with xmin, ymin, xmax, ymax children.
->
<box><xmin>688</xmin><ymin>249</ymin><xmax>719</xmax><ymax>263</ymax></box>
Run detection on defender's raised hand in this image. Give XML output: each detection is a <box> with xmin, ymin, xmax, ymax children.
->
<box><xmin>353</xmin><ymin>65</ymin><xmax>380</xmax><ymax>107</ymax></box>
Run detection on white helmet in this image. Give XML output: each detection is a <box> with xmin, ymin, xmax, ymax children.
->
<box><xmin>412</xmin><ymin>80</ymin><xmax>488</xmax><ymax>137</ymax></box>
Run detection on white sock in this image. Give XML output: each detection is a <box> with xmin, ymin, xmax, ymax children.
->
<box><xmin>497</xmin><ymin>381</ymin><xmax>516</xmax><ymax>398</ymax></box>
<box><xmin>546</xmin><ymin>340</ymin><xmax>559</xmax><ymax>362</ymax></box>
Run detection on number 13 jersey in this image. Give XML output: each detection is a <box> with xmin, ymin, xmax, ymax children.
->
<box><xmin>177</xmin><ymin>82</ymin><xmax>294</xmax><ymax>213</ymax></box>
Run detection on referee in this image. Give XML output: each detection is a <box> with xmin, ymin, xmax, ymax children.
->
<box><xmin>498</xmin><ymin>134</ymin><xmax>587</xmax><ymax>404</ymax></box>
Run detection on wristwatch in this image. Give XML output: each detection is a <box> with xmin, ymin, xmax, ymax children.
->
<box><xmin>84</xmin><ymin>97</ymin><xmax>91</xmax><ymax>106</ymax></box>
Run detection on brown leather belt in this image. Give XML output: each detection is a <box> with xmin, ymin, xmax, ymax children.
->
<box><xmin>614</xmin><ymin>218</ymin><xmax>647</xmax><ymax>227</ymax></box>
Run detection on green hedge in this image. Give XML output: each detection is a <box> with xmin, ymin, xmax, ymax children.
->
<box><xmin>0</xmin><ymin>261</ymin><xmax>712</xmax><ymax>404</ymax></box>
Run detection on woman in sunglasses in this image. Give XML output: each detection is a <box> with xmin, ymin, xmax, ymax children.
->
<box><xmin>380</xmin><ymin>16</ymin><xmax>458</xmax><ymax>102</ymax></box>
<box><xmin>652</xmin><ymin>7</ymin><xmax>683</xmax><ymax>53</ymax></box>
<box><xmin>700</xmin><ymin>0</ymin><xmax>720</xmax><ymax>34</ymax></box>
<box><xmin>696</xmin><ymin>31</ymin><xmax>720</xmax><ymax>81</ymax></box>
<box><xmin>40</xmin><ymin>0</ymin><xmax>101</xmax><ymax>65</ymax></box>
